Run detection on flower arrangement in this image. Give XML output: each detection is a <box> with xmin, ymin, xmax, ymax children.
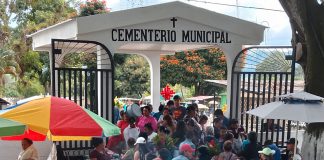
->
<box><xmin>79</xmin><ymin>0</ymin><xmax>110</xmax><ymax>17</ymax></box>
<box><xmin>207</xmin><ymin>139</ymin><xmax>221</xmax><ymax>156</ymax></box>
<box><xmin>114</xmin><ymin>97</ymin><xmax>125</xmax><ymax>109</ymax></box>
<box><xmin>152</xmin><ymin>134</ymin><xmax>175</xmax><ymax>151</ymax></box>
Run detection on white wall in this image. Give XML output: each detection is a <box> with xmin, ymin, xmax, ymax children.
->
<box><xmin>0</xmin><ymin>140</ymin><xmax>52</xmax><ymax>160</ymax></box>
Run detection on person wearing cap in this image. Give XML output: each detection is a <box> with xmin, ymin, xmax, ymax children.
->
<box><xmin>134</xmin><ymin>137</ymin><xmax>149</xmax><ymax>160</ymax></box>
<box><xmin>286</xmin><ymin>138</ymin><xmax>302</xmax><ymax>160</ymax></box>
<box><xmin>172</xmin><ymin>144</ymin><xmax>196</xmax><ymax>160</ymax></box>
<box><xmin>258</xmin><ymin>147</ymin><xmax>276</xmax><ymax>160</ymax></box>
<box><xmin>264</xmin><ymin>140</ymin><xmax>281</xmax><ymax>160</ymax></box>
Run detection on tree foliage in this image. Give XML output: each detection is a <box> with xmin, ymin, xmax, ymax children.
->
<box><xmin>161</xmin><ymin>48</ymin><xmax>227</xmax><ymax>95</ymax></box>
<box><xmin>79</xmin><ymin>0</ymin><xmax>109</xmax><ymax>17</ymax></box>
<box><xmin>0</xmin><ymin>0</ymin><xmax>78</xmax><ymax>98</ymax></box>
<box><xmin>114</xmin><ymin>54</ymin><xmax>150</xmax><ymax>98</ymax></box>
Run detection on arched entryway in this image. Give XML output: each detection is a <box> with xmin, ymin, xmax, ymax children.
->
<box><xmin>230</xmin><ymin>46</ymin><xmax>296</xmax><ymax>147</ymax></box>
<box><xmin>29</xmin><ymin>2</ymin><xmax>266</xmax><ymax>116</ymax></box>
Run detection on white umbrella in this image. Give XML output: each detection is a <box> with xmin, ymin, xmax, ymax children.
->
<box><xmin>246</xmin><ymin>101</ymin><xmax>324</xmax><ymax>123</ymax></box>
<box><xmin>246</xmin><ymin>91</ymin><xmax>324</xmax><ymax>160</ymax></box>
<box><xmin>16</xmin><ymin>95</ymin><xmax>44</xmax><ymax>104</ymax></box>
<box><xmin>197</xmin><ymin>104</ymin><xmax>209</xmax><ymax>110</ymax></box>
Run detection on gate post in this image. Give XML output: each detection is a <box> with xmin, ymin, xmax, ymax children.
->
<box><xmin>97</xmin><ymin>45</ymin><xmax>113</xmax><ymax>120</ymax></box>
<box><xmin>223</xmin><ymin>45</ymin><xmax>243</xmax><ymax>120</ymax></box>
<box><xmin>141</xmin><ymin>53</ymin><xmax>161</xmax><ymax>112</ymax></box>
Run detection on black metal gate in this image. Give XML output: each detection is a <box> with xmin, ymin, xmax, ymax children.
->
<box><xmin>230</xmin><ymin>46</ymin><xmax>296</xmax><ymax>147</ymax></box>
<box><xmin>51</xmin><ymin>39</ymin><xmax>114</xmax><ymax>151</ymax></box>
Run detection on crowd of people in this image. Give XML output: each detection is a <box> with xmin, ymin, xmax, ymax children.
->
<box><xmin>89</xmin><ymin>95</ymin><xmax>301</xmax><ymax>160</ymax></box>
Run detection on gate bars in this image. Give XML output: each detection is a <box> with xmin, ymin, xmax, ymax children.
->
<box><xmin>230</xmin><ymin>46</ymin><xmax>296</xmax><ymax>147</ymax></box>
<box><xmin>51</xmin><ymin>39</ymin><xmax>114</xmax><ymax>150</ymax></box>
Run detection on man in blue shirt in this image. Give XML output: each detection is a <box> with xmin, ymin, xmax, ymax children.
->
<box><xmin>264</xmin><ymin>140</ymin><xmax>281</xmax><ymax>160</ymax></box>
<box><xmin>214</xmin><ymin>109</ymin><xmax>229</xmax><ymax>127</ymax></box>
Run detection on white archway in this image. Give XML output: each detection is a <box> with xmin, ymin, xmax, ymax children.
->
<box><xmin>28</xmin><ymin>1</ymin><xmax>265</xmax><ymax>113</ymax></box>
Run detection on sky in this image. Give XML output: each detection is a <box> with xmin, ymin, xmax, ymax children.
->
<box><xmin>107</xmin><ymin>0</ymin><xmax>292</xmax><ymax>46</ymax></box>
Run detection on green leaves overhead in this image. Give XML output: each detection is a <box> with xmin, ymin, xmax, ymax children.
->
<box><xmin>0</xmin><ymin>0</ymin><xmax>78</xmax><ymax>97</ymax></box>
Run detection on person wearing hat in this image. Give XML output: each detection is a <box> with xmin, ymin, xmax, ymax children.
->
<box><xmin>286</xmin><ymin>138</ymin><xmax>302</xmax><ymax>160</ymax></box>
<box><xmin>133</xmin><ymin>137</ymin><xmax>150</xmax><ymax>160</ymax></box>
<box><xmin>258</xmin><ymin>147</ymin><xmax>276</xmax><ymax>160</ymax></box>
<box><xmin>264</xmin><ymin>140</ymin><xmax>281</xmax><ymax>160</ymax></box>
<box><xmin>172</xmin><ymin>144</ymin><xmax>196</xmax><ymax>160</ymax></box>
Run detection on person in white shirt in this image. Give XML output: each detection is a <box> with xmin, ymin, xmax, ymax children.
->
<box><xmin>144</xmin><ymin>123</ymin><xmax>157</xmax><ymax>142</ymax></box>
<box><xmin>124</xmin><ymin>117</ymin><xmax>140</xmax><ymax>145</ymax></box>
<box><xmin>18</xmin><ymin>138</ymin><xmax>39</xmax><ymax>160</ymax></box>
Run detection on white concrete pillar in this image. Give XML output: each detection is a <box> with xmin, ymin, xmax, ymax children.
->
<box><xmin>141</xmin><ymin>53</ymin><xmax>161</xmax><ymax>112</ymax></box>
<box><xmin>222</xmin><ymin>44</ymin><xmax>244</xmax><ymax>120</ymax></box>
<box><xmin>97</xmin><ymin>45</ymin><xmax>112</xmax><ymax>120</ymax></box>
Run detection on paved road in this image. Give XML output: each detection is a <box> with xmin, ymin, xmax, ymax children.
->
<box><xmin>0</xmin><ymin>140</ymin><xmax>52</xmax><ymax>160</ymax></box>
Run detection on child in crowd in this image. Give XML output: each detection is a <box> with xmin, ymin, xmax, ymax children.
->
<box><xmin>121</xmin><ymin>138</ymin><xmax>136</xmax><ymax>160</ymax></box>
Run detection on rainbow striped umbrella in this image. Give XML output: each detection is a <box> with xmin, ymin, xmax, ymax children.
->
<box><xmin>0</xmin><ymin>118</ymin><xmax>26</xmax><ymax>137</ymax></box>
<box><xmin>0</xmin><ymin>96</ymin><xmax>120</xmax><ymax>141</ymax></box>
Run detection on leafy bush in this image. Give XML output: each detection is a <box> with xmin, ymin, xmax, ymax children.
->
<box><xmin>79</xmin><ymin>0</ymin><xmax>110</xmax><ymax>17</ymax></box>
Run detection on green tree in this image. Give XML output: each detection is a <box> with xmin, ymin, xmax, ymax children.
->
<box><xmin>0</xmin><ymin>0</ymin><xmax>78</xmax><ymax>97</ymax></box>
<box><xmin>280</xmin><ymin>0</ymin><xmax>324</xmax><ymax>158</ymax></box>
<box><xmin>0</xmin><ymin>48</ymin><xmax>20</xmax><ymax>95</ymax></box>
<box><xmin>2</xmin><ymin>83</ymin><xmax>20</xmax><ymax>97</ymax></box>
<box><xmin>114</xmin><ymin>54</ymin><xmax>150</xmax><ymax>98</ymax></box>
<box><xmin>79</xmin><ymin>0</ymin><xmax>109</xmax><ymax>16</ymax></box>
<box><xmin>161</xmin><ymin>48</ymin><xmax>227</xmax><ymax>95</ymax></box>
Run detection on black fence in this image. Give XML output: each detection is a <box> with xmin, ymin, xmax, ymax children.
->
<box><xmin>51</xmin><ymin>39</ymin><xmax>114</xmax><ymax>151</ymax></box>
<box><xmin>230</xmin><ymin>46</ymin><xmax>296</xmax><ymax>147</ymax></box>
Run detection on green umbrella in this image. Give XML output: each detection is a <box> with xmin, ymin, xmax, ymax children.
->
<box><xmin>83</xmin><ymin>108</ymin><xmax>121</xmax><ymax>137</ymax></box>
<box><xmin>0</xmin><ymin>118</ymin><xmax>26</xmax><ymax>137</ymax></box>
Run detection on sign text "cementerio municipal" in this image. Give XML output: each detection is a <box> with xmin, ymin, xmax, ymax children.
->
<box><xmin>111</xmin><ymin>29</ymin><xmax>231</xmax><ymax>44</ymax></box>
